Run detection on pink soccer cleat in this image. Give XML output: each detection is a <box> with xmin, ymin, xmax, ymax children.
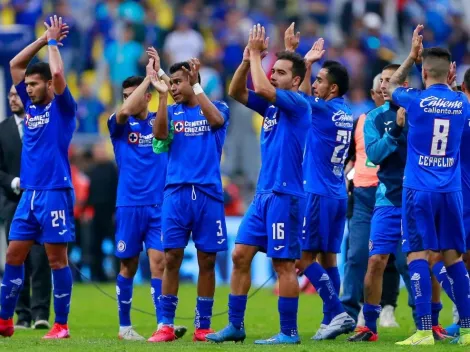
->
<box><xmin>148</xmin><ymin>325</ymin><xmax>176</xmax><ymax>342</ymax></box>
<box><xmin>42</xmin><ymin>323</ymin><xmax>70</xmax><ymax>339</ymax></box>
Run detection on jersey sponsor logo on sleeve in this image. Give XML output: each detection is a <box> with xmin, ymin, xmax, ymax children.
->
<box><xmin>332</xmin><ymin>110</ymin><xmax>353</xmax><ymax>128</ymax></box>
<box><xmin>117</xmin><ymin>240</ymin><xmax>126</xmax><ymax>252</ymax></box>
<box><xmin>419</xmin><ymin>96</ymin><xmax>463</xmax><ymax>115</ymax></box>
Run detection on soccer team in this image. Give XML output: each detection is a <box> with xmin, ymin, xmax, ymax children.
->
<box><xmin>0</xmin><ymin>15</ymin><xmax>469</xmax><ymax>346</ymax></box>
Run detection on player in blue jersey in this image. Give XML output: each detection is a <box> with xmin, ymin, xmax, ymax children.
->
<box><xmin>108</xmin><ymin>56</ymin><xmax>187</xmax><ymax>341</ymax></box>
<box><xmin>206</xmin><ymin>24</ymin><xmax>311</xmax><ymax>345</ymax></box>
<box><xmin>284</xmin><ymin>34</ymin><xmax>355</xmax><ymax>340</ymax></box>
<box><xmin>0</xmin><ymin>16</ymin><xmax>75</xmax><ymax>339</ymax></box>
<box><xmin>347</xmin><ymin>64</ymin><xmax>418</xmax><ymax>342</ymax></box>
<box><xmin>151</xmin><ymin>55</ymin><xmax>229</xmax><ymax>342</ymax></box>
<box><xmin>387</xmin><ymin>25</ymin><xmax>470</xmax><ymax>346</ymax></box>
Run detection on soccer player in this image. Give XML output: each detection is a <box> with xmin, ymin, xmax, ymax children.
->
<box><xmin>0</xmin><ymin>15</ymin><xmax>75</xmax><ymax>339</ymax></box>
<box><xmin>108</xmin><ymin>58</ymin><xmax>186</xmax><ymax>341</ymax></box>
<box><xmin>151</xmin><ymin>57</ymin><xmax>230</xmax><ymax>342</ymax></box>
<box><xmin>207</xmin><ymin>24</ymin><xmax>311</xmax><ymax>345</ymax></box>
<box><xmin>348</xmin><ymin>64</ymin><xmax>416</xmax><ymax>342</ymax></box>
<box><xmin>287</xmin><ymin>36</ymin><xmax>355</xmax><ymax>340</ymax></box>
<box><xmin>388</xmin><ymin>25</ymin><xmax>470</xmax><ymax>346</ymax></box>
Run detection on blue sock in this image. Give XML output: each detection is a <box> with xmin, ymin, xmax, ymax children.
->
<box><xmin>151</xmin><ymin>278</ymin><xmax>162</xmax><ymax>324</ymax></box>
<box><xmin>0</xmin><ymin>264</ymin><xmax>24</xmax><ymax>320</ymax></box>
<box><xmin>303</xmin><ymin>262</ymin><xmax>344</xmax><ymax>324</ymax></box>
<box><xmin>159</xmin><ymin>295</ymin><xmax>178</xmax><ymax>326</ymax></box>
<box><xmin>431</xmin><ymin>302</ymin><xmax>442</xmax><ymax>326</ymax></box>
<box><xmin>53</xmin><ymin>266</ymin><xmax>73</xmax><ymax>325</ymax></box>
<box><xmin>446</xmin><ymin>262</ymin><xmax>470</xmax><ymax>328</ymax></box>
<box><xmin>326</xmin><ymin>267</ymin><xmax>341</xmax><ymax>295</ymax></box>
<box><xmin>409</xmin><ymin>259</ymin><xmax>432</xmax><ymax>330</ymax></box>
<box><xmin>363</xmin><ymin>303</ymin><xmax>381</xmax><ymax>333</ymax></box>
<box><xmin>278</xmin><ymin>296</ymin><xmax>298</xmax><ymax>336</ymax></box>
<box><xmin>195</xmin><ymin>296</ymin><xmax>214</xmax><ymax>329</ymax></box>
<box><xmin>116</xmin><ymin>274</ymin><xmax>133</xmax><ymax>327</ymax></box>
<box><xmin>432</xmin><ymin>261</ymin><xmax>455</xmax><ymax>302</ymax></box>
<box><xmin>228</xmin><ymin>294</ymin><xmax>247</xmax><ymax>329</ymax></box>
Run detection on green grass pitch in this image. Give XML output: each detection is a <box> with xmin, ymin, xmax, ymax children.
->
<box><xmin>0</xmin><ymin>283</ymin><xmax>463</xmax><ymax>351</ymax></box>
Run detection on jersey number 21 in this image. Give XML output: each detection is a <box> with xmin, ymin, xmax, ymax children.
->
<box><xmin>331</xmin><ymin>130</ymin><xmax>351</xmax><ymax>164</ymax></box>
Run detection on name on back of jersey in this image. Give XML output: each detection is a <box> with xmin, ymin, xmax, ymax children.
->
<box><xmin>332</xmin><ymin>110</ymin><xmax>353</xmax><ymax>128</ymax></box>
<box><xmin>173</xmin><ymin>119</ymin><xmax>211</xmax><ymax>136</ymax></box>
<box><xmin>128</xmin><ymin>132</ymin><xmax>153</xmax><ymax>147</ymax></box>
<box><xmin>420</xmin><ymin>96</ymin><xmax>463</xmax><ymax>115</ymax></box>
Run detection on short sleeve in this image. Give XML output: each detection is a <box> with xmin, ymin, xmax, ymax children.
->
<box><xmin>391</xmin><ymin>87</ymin><xmax>421</xmax><ymax>110</ymax></box>
<box><xmin>246</xmin><ymin>90</ymin><xmax>270</xmax><ymax>116</ymax></box>
<box><xmin>107</xmin><ymin>113</ymin><xmax>126</xmax><ymax>138</ymax></box>
<box><xmin>214</xmin><ymin>100</ymin><xmax>230</xmax><ymax>124</ymax></box>
<box><xmin>15</xmin><ymin>81</ymin><xmax>30</xmax><ymax>108</ymax></box>
<box><xmin>274</xmin><ymin>88</ymin><xmax>308</xmax><ymax>118</ymax></box>
<box><xmin>54</xmin><ymin>86</ymin><xmax>77</xmax><ymax>118</ymax></box>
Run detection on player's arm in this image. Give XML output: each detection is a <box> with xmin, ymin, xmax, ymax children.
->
<box><xmin>249</xmin><ymin>25</ymin><xmax>275</xmax><ymax>102</ymax></box>
<box><xmin>182</xmin><ymin>58</ymin><xmax>225</xmax><ymax>128</ymax></box>
<box><xmin>300</xmin><ymin>38</ymin><xmax>325</xmax><ymax>95</ymax></box>
<box><xmin>150</xmin><ymin>75</ymin><xmax>170</xmax><ymax>140</ymax></box>
<box><xmin>147</xmin><ymin>47</ymin><xmax>173</xmax><ymax>97</ymax></box>
<box><xmin>388</xmin><ymin>24</ymin><xmax>423</xmax><ymax>99</ymax></box>
<box><xmin>10</xmin><ymin>16</ymin><xmax>68</xmax><ymax>85</ymax></box>
<box><xmin>45</xmin><ymin>16</ymin><xmax>69</xmax><ymax>94</ymax></box>
<box><xmin>228</xmin><ymin>47</ymin><xmax>251</xmax><ymax>105</ymax></box>
<box><xmin>364</xmin><ymin>111</ymin><xmax>402</xmax><ymax>165</ymax></box>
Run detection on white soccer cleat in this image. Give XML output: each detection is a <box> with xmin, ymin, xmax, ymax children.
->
<box><xmin>357</xmin><ymin>306</ymin><xmax>365</xmax><ymax>327</ymax></box>
<box><xmin>379</xmin><ymin>305</ymin><xmax>399</xmax><ymax>328</ymax></box>
<box><xmin>314</xmin><ymin>313</ymin><xmax>355</xmax><ymax>340</ymax></box>
<box><xmin>311</xmin><ymin>324</ymin><xmax>327</xmax><ymax>340</ymax></box>
<box><xmin>118</xmin><ymin>326</ymin><xmax>145</xmax><ymax>341</ymax></box>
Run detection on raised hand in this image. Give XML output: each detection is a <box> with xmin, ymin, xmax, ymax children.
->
<box><xmin>284</xmin><ymin>22</ymin><xmax>300</xmax><ymax>52</ymax></box>
<box><xmin>447</xmin><ymin>61</ymin><xmax>457</xmax><ymax>87</ymax></box>
<box><xmin>42</xmin><ymin>15</ymin><xmax>69</xmax><ymax>46</ymax></box>
<box><xmin>243</xmin><ymin>46</ymin><xmax>268</xmax><ymax>63</ymax></box>
<box><xmin>248</xmin><ymin>23</ymin><xmax>269</xmax><ymax>53</ymax></box>
<box><xmin>181</xmin><ymin>58</ymin><xmax>200</xmax><ymax>86</ymax></box>
<box><xmin>305</xmin><ymin>38</ymin><xmax>325</xmax><ymax>65</ymax></box>
<box><xmin>396</xmin><ymin>107</ymin><xmax>406</xmax><ymax>127</ymax></box>
<box><xmin>410</xmin><ymin>24</ymin><xmax>424</xmax><ymax>61</ymax></box>
<box><xmin>151</xmin><ymin>77</ymin><xmax>169</xmax><ymax>94</ymax></box>
<box><xmin>146</xmin><ymin>58</ymin><xmax>157</xmax><ymax>77</ymax></box>
<box><xmin>146</xmin><ymin>47</ymin><xmax>161</xmax><ymax>72</ymax></box>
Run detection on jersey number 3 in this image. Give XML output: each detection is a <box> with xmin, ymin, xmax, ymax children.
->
<box><xmin>431</xmin><ymin>119</ymin><xmax>449</xmax><ymax>156</ymax></box>
<box><xmin>331</xmin><ymin>130</ymin><xmax>351</xmax><ymax>164</ymax></box>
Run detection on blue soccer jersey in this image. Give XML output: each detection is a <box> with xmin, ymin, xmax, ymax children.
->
<box><xmin>15</xmin><ymin>81</ymin><xmax>76</xmax><ymax>190</ymax></box>
<box><xmin>392</xmin><ymin>85</ymin><xmax>469</xmax><ymax>192</ymax></box>
<box><xmin>165</xmin><ymin>101</ymin><xmax>229</xmax><ymax>201</ymax></box>
<box><xmin>246</xmin><ymin>89</ymin><xmax>311</xmax><ymax>197</ymax></box>
<box><xmin>303</xmin><ymin>96</ymin><xmax>353</xmax><ymax>199</ymax></box>
<box><xmin>108</xmin><ymin>112</ymin><xmax>167</xmax><ymax>207</ymax></box>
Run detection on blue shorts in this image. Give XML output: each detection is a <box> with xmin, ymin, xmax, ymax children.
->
<box><xmin>9</xmin><ymin>189</ymin><xmax>75</xmax><ymax>244</ymax></box>
<box><xmin>402</xmin><ymin>188</ymin><xmax>465</xmax><ymax>253</ymax></box>
<box><xmin>369</xmin><ymin>206</ymin><xmax>402</xmax><ymax>257</ymax></box>
<box><xmin>302</xmin><ymin>193</ymin><xmax>347</xmax><ymax>253</ymax></box>
<box><xmin>236</xmin><ymin>192</ymin><xmax>302</xmax><ymax>259</ymax></box>
<box><xmin>115</xmin><ymin>205</ymin><xmax>163</xmax><ymax>258</ymax></box>
<box><xmin>162</xmin><ymin>185</ymin><xmax>227</xmax><ymax>252</ymax></box>
<box><xmin>464</xmin><ymin>206</ymin><xmax>470</xmax><ymax>251</ymax></box>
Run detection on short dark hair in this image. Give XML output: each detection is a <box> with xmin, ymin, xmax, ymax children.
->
<box><xmin>169</xmin><ymin>61</ymin><xmax>201</xmax><ymax>83</ymax></box>
<box><xmin>25</xmin><ymin>62</ymin><xmax>52</xmax><ymax>81</ymax></box>
<box><xmin>382</xmin><ymin>63</ymin><xmax>401</xmax><ymax>72</ymax></box>
<box><xmin>422</xmin><ymin>47</ymin><xmax>451</xmax><ymax>80</ymax></box>
<box><xmin>322</xmin><ymin>60</ymin><xmax>349</xmax><ymax>96</ymax></box>
<box><xmin>122</xmin><ymin>76</ymin><xmax>151</xmax><ymax>93</ymax></box>
<box><xmin>275</xmin><ymin>50</ymin><xmax>306</xmax><ymax>84</ymax></box>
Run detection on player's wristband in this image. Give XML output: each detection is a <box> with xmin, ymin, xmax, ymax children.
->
<box><xmin>192</xmin><ymin>83</ymin><xmax>203</xmax><ymax>95</ymax></box>
<box><xmin>48</xmin><ymin>39</ymin><xmax>58</xmax><ymax>46</ymax></box>
<box><xmin>158</xmin><ymin>69</ymin><xmax>166</xmax><ymax>78</ymax></box>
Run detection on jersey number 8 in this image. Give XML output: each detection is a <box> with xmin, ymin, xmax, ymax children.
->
<box><xmin>431</xmin><ymin>119</ymin><xmax>449</xmax><ymax>156</ymax></box>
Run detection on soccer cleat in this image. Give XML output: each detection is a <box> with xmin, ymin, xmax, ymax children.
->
<box><xmin>33</xmin><ymin>320</ymin><xmax>50</xmax><ymax>330</ymax></box>
<box><xmin>118</xmin><ymin>326</ymin><xmax>145</xmax><ymax>341</ymax></box>
<box><xmin>432</xmin><ymin>325</ymin><xmax>449</xmax><ymax>340</ymax></box>
<box><xmin>457</xmin><ymin>328</ymin><xmax>470</xmax><ymax>345</ymax></box>
<box><xmin>0</xmin><ymin>318</ymin><xmax>14</xmax><ymax>337</ymax></box>
<box><xmin>206</xmin><ymin>324</ymin><xmax>246</xmax><ymax>343</ymax></box>
<box><xmin>42</xmin><ymin>323</ymin><xmax>70</xmax><ymax>339</ymax></box>
<box><xmin>395</xmin><ymin>330</ymin><xmax>434</xmax><ymax>345</ymax></box>
<box><xmin>311</xmin><ymin>324</ymin><xmax>327</xmax><ymax>340</ymax></box>
<box><xmin>254</xmin><ymin>332</ymin><xmax>300</xmax><ymax>345</ymax></box>
<box><xmin>14</xmin><ymin>321</ymin><xmax>30</xmax><ymax>330</ymax></box>
<box><xmin>347</xmin><ymin>326</ymin><xmax>378</xmax><ymax>342</ymax></box>
<box><xmin>193</xmin><ymin>328</ymin><xmax>215</xmax><ymax>342</ymax></box>
<box><xmin>315</xmin><ymin>312</ymin><xmax>355</xmax><ymax>340</ymax></box>
<box><xmin>445</xmin><ymin>323</ymin><xmax>460</xmax><ymax>337</ymax></box>
<box><xmin>174</xmin><ymin>325</ymin><xmax>187</xmax><ymax>339</ymax></box>
<box><xmin>357</xmin><ymin>307</ymin><xmax>365</xmax><ymax>327</ymax></box>
<box><xmin>379</xmin><ymin>305</ymin><xmax>399</xmax><ymax>328</ymax></box>
<box><xmin>147</xmin><ymin>325</ymin><xmax>176</xmax><ymax>342</ymax></box>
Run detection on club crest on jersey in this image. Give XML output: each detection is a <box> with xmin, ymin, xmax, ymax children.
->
<box><xmin>117</xmin><ymin>240</ymin><xmax>126</xmax><ymax>252</ymax></box>
<box><xmin>128</xmin><ymin>132</ymin><xmax>140</xmax><ymax>144</ymax></box>
<box><xmin>148</xmin><ymin>118</ymin><xmax>155</xmax><ymax>127</ymax></box>
<box><xmin>173</xmin><ymin>120</ymin><xmax>184</xmax><ymax>133</ymax></box>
